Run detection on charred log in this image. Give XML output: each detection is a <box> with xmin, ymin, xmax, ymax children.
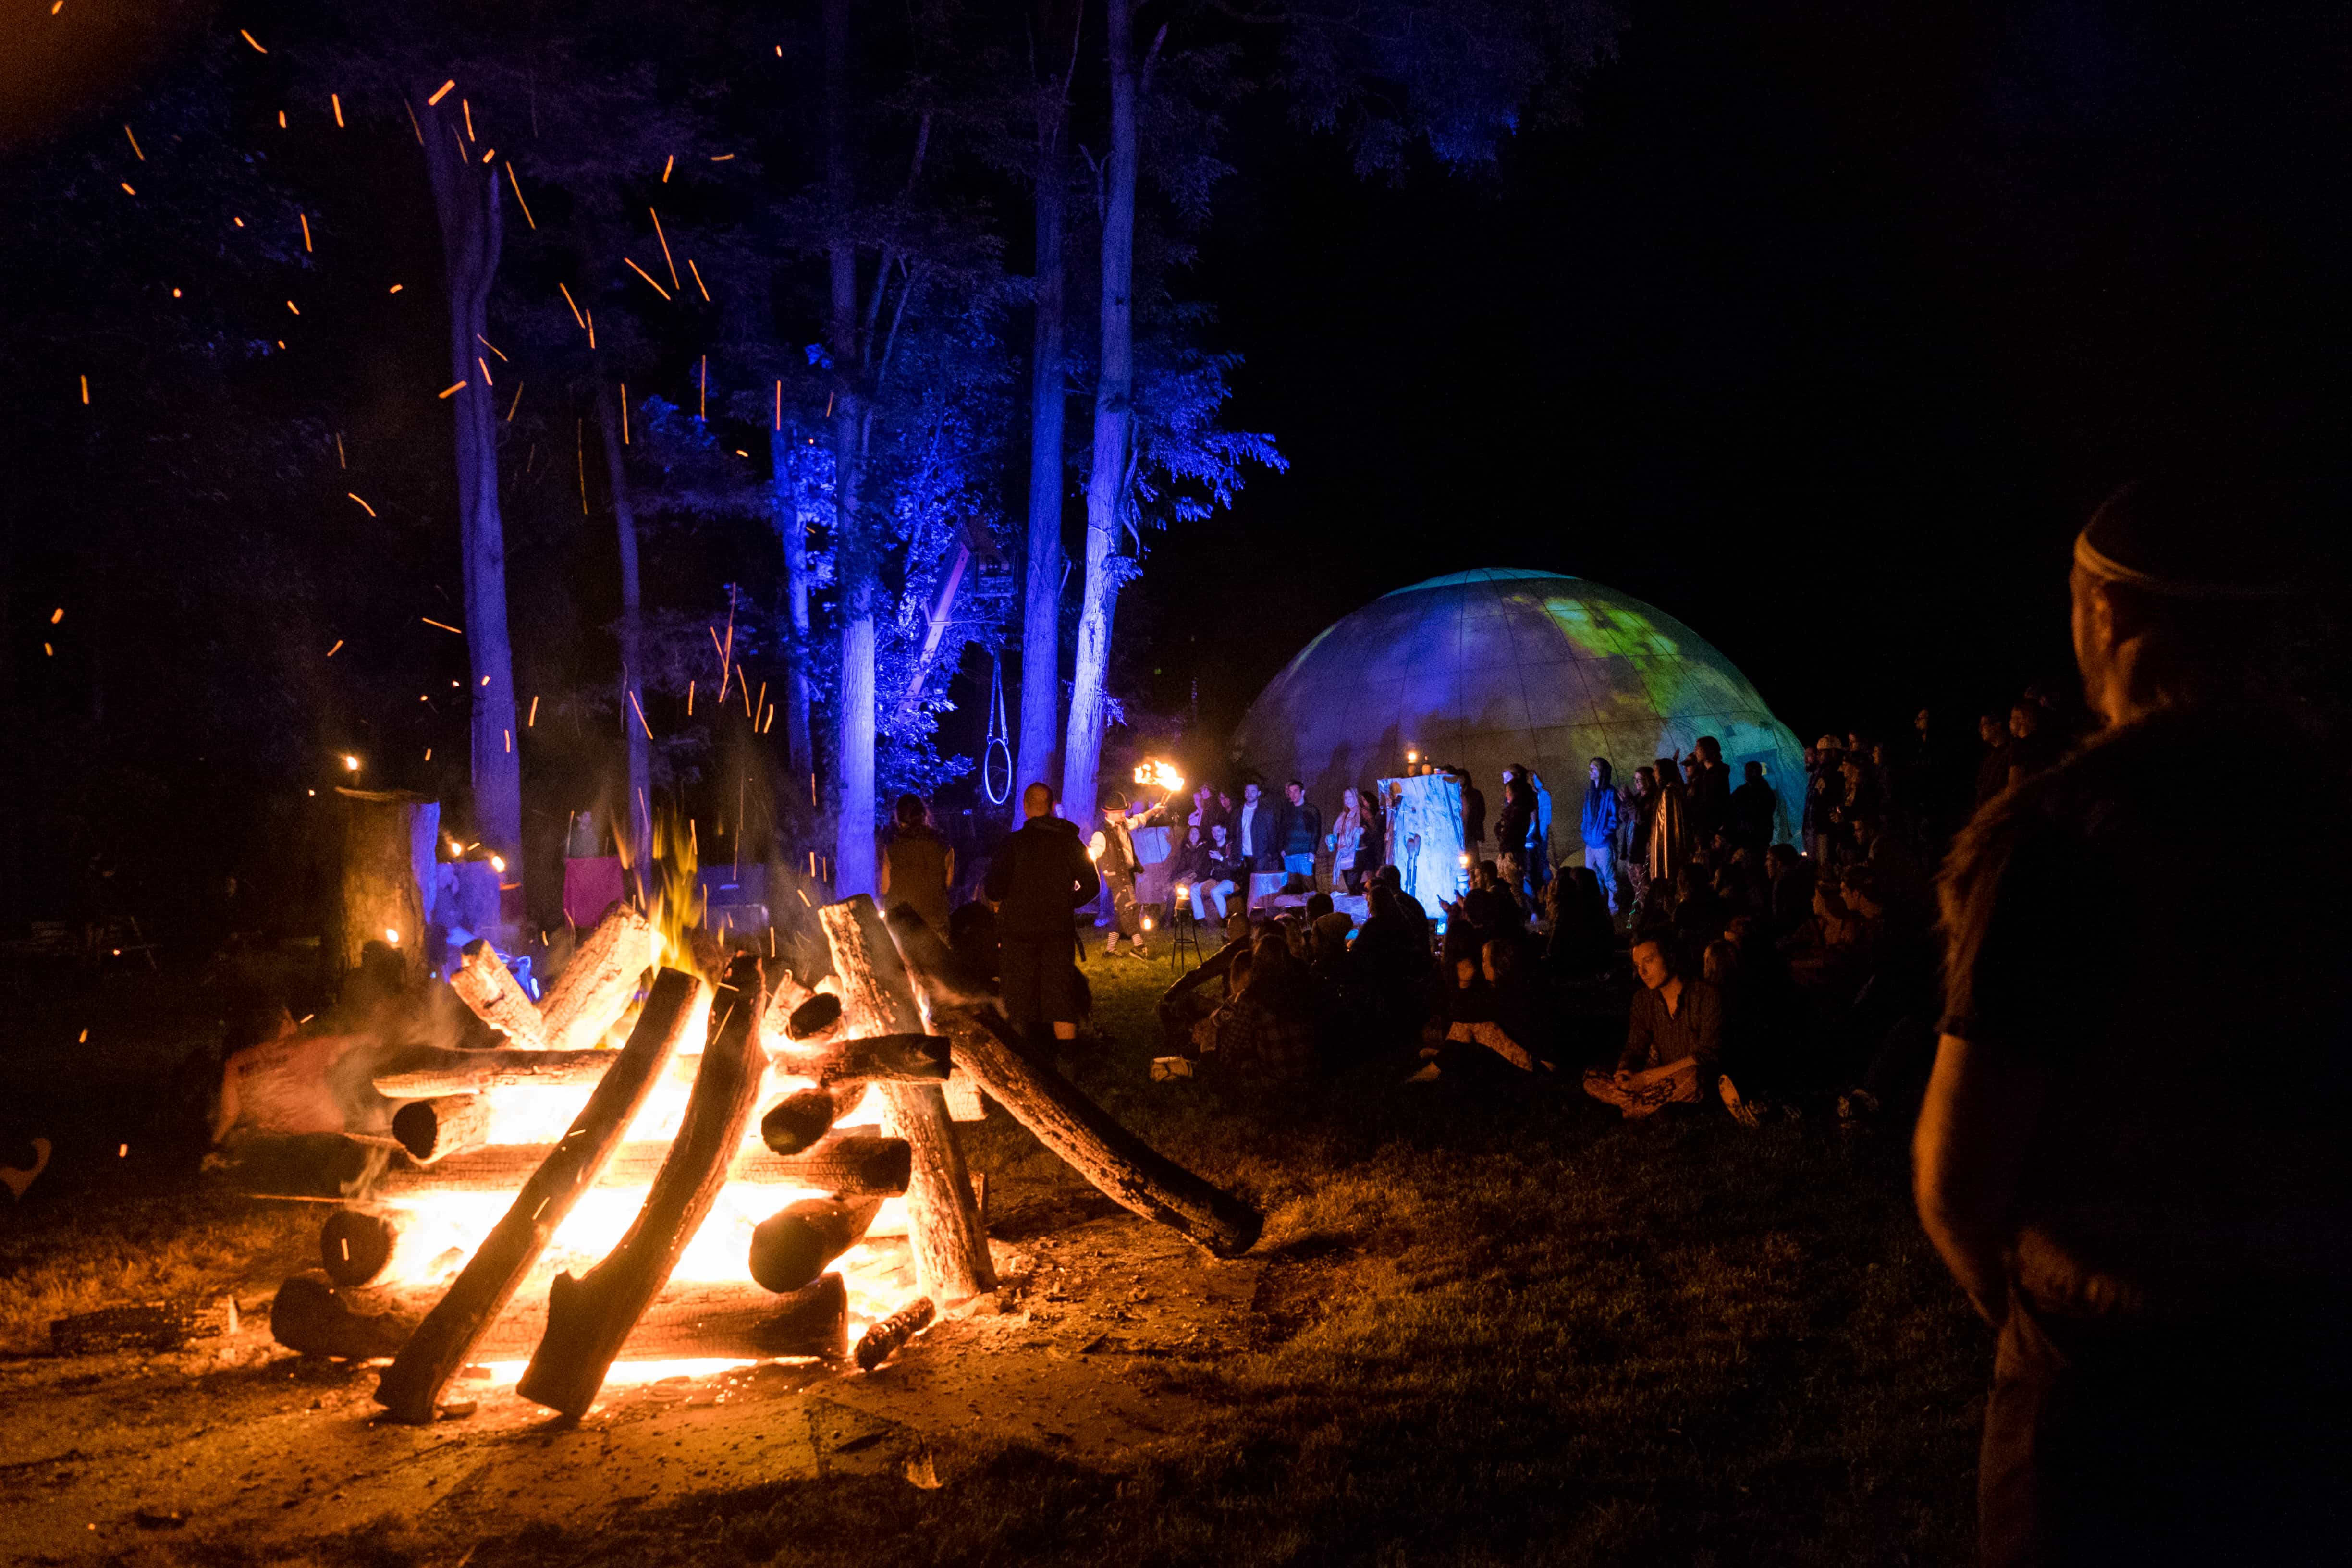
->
<box><xmin>819</xmin><ymin>898</ymin><xmax>994</xmax><ymax>1304</ymax></box>
<box><xmin>390</xmin><ymin>1096</ymin><xmax>493</xmax><ymax>1165</ymax></box>
<box><xmin>853</xmin><ymin>1295</ymin><xmax>934</xmax><ymax>1371</ymax></box>
<box><xmin>271</xmin><ymin>1271</ymin><xmax>421</xmax><ymax>1360</ymax></box>
<box><xmin>518</xmin><ymin>955</ymin><xmax>771</xmax><ymax>1418</ymax></box>
<box><xmin>51</xmin><ymin>1297</ymin><xmax>237</xmax><ymax>1356</ymax></box>
<box><xmin>536</xmin><ymin>902</ymin><xmax>657</xmax><ymax>1053</ymax></box>
<box><xmin>373</xmin><ymin>967</ymin><xmax>700</xmax><ymax>1423</ymax></box>
<box><xmin>760</xmin><ymin>1088</ymin><xmax>840</xmax><ymax>1157</ymax></box>
<box><xmin>450</xmin><ymin>938</ymin><xmax>547</xmax><ymax>1050</ymax></box>
<box><xmin>748</xmin><ymin>1197</ymin><xmax>881</xmax><ymax>1294</ymax></box>
<box><xmin>371</xmin><ymin>1131</ymin><xmax>910</xmax><ymax>1197</ymax></box>
<box><xmin>885</xmin><ymin>904</ymin><xmax>1262</xmax><ymax>1257</ymax></box>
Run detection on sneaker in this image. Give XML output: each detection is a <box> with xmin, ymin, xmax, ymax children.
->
<box><xmin>1719</xmin><ymin>1074</ymin><xmax>1763</xmax><ymax>1129</ymax></box>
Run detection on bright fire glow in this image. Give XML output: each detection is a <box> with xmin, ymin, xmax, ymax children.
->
<box><xmin>1131</xmin><ymin>759</ymin><xmax>1184</xmax><ymax>793</ymax></box>
<box><xmin>472</xmin><ymin>1357</ymin><xmax>758</xmax><ymax>1390</ymax></box>
<box><xmin>343</xmin><ymin>754</ymin><xmax>360</xmax><ymax>771</ymax></box>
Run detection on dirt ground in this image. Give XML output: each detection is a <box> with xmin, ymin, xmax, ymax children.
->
<box><xmin>0</xmin><ymin>1210</ymin><xmax>1264</xmax><ymax>1565</ymax></box>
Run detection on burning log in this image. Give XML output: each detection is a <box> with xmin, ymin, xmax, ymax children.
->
<box><xmin>272</xmin><ymin>1271</ymin><xmax>422</xmax><ymax>1360</ymax></box>
<box><xmin>760</xmin><ymin>1087</ymin><xmax>842</xmax><ymax>1157</ymax></box>
<box><xmin>328</xmin><ymin>788</ymin><xmax>436</xmax><ymax>985</ymax></box>
<box><xmin>748</xmin><ymin>1197</ymin><xmax>881</xmax><ymax>1294</ymax></box>
<box><xmin>372</xmin><ymin>1047</ymin><xmax>655</xmax><ymax>1099</ymax></box>
<box><xmin>390</xmin><ymin>1096</ymin><xmax>493</xmax><ymax>1165</ymax></box>
<box><xmin>884</xmin><ymin>905</ymin><xmax>1263</xmax><ymax>1258</ymax></box>
<box><xmin>853</xmin><ymin>1295</ymin><xmax>935</xmax><ymax>1372</ymax></box>
<box><xmin>374</xmin><ymin>966</ymin><xmax>701</xmax><ymax>1423</ymax></box>
<box><xmin>275</xmin><ymin>1272</ymin><xmax>846</xmax><ymax>1362</ymax></box>
<box><xmin>518</xmin><ymin>955</ymin><xmax>770</xmax><ymax>1418</ymax></box>
<box><xmin>370</xmin><ymin>1132</ymin><xmax>911</xmax><ymax>1197</ymax></box>
<box><xmin>757</xmin><ymin>972</ymin><xmax>826</xmax><ymax>1051</ymax></box>
<box><xmin>809</xmin><ymin>1032</ymin><xmax>949</xmax><ymax>1086</ymax></box>
<box><xmin>450</xmin><ymin>938</ymin><xmax>547</xmax><ymax>1050</ymax></box>
<box><xmin>50</xmin><ymin>1297</ymin><xmax>237</xmax><ymax>1356</ymax></box>
<box><xmin>819</xmin><ymin>898</ymin><xmax>994</xmax><ymax>1305</ymax></box>
<box><xmin>536</xmin><ymin>902</ymin><xmax>658</xmax><ymax>1053</ymax></box>
<box><xmin>321</xmin><ymin>1204</ymin><xmax>400</xmax><ymax>1287</ymax></box>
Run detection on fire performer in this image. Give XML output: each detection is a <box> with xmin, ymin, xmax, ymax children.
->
<box><xmin>1916</xmin><ymin>471</ymin><xmax>2352</xmax><ymax>1566</ymax></box>
<box><xmin>1090</xmin><ymin>791</ymin><xmax>1153</xmax><ymax>959</ymax></box>
<box><xmin>984</xmin><ymin>782</ymin><xmax>1100</xmax><ymax>1053</ymax></box>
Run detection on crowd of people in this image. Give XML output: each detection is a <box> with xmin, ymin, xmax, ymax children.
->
<box><xmin>875</xmin><ymin>710</ymin><xmax>2063</xmax><ymax>1126</ymax></box>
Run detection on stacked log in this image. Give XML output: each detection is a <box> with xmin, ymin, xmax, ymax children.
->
<box><xmin>818</xmin><ymin>899</ymin><xmax>995</xmax><ymax>1306</ymax></box>
<box><xmin>370</xmin><ymin>1132</ymin><xmax>910</xmax><ymax>1197</ymax></box>
<box><xmin>449</xmin><ymin>938</ymin><xmax>546</xmax><ymax>1050</ymax></box>
<box><xmin>389</xmin><ymin>1096</ymin><xmax>492</xmax><ymax>1164</ymax></box>
<box><xmin>274</xmin><ymin>1271</ymin><xmax>846</xmax><ymax>1364</ymax></box>
<box><xmin>536</xmin><ymin>903</ymin><xmax>658</xmax><ymax>1052</ymax></box>
<box><xmin>374</xmin><ymin>967</ymin><xmax>701</xmax><ymax>1423</ymax></box>
<box><xmin>748</xmin><ymin>1197</ymin><xmax>881</xmax><ymax>1294</ymax></box>
<box><xmin>882</xmin><ymin>904</ymin><xmax>1263</xmax><ymax>1257</ymax></box>
<box><xmin>518</xmin><ymin>955</ymin><xmax>771</xmax><ymax>1417</ymax></box>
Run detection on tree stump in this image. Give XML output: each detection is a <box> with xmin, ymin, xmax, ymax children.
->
<box><xmin>329</xmin><ymin>788</ymin><xmax>438</xmax><ymax>985</ymax></box>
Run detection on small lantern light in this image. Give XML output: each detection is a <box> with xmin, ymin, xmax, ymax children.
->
<box><xmin>1142</xmin><ymin>916</ymin><xmax>1154</xmax><ymax>932</ymax></box>
<box><xmin>490</xmin><ymin>854</ymin><xmax>506</xmax><ymax>874</ymax></box>
<box><xmin>343</xmin><ymin>754</ymin><xmax>361</xmax><ymax>772</ymax></box>
<box><xmin>384</xmin><ymin>927</ymin><xmax>400</xmax><ymax>944</ymax></box>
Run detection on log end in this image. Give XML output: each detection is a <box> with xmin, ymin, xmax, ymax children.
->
<box><xmin>759</xmin><ymin>1089</ymin><xmax>839</xmax><ymax>1158</ymax></box>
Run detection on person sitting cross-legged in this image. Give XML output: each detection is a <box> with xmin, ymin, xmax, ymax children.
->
<box><xmin>1583</xmin><ymin>935</ymin><xmax>1723</xmax><ymax>1117</ymax></box>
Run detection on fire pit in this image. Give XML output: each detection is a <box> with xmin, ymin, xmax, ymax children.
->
<box><xmin>247</xmin><ymin>895</ymin><xmax>1260</xmax><ymax>1423</ymax></box>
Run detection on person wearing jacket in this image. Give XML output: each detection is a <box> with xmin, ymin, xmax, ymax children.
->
<box><xmin>1276</xmin><ymin>780</ymin><xmax>1321</xmax><ymax>882</ymax></box>
<box><xmin>983</xmin><ymin>782</ymin><xmax>1100</xmax><ymax>1046</ymax></box>
<box><xmin>1495</xmin><ymin>768</ymin><xmax>1538</xmax><ymax>905</ymax></box>
<box><xmin>1580</xmin><ymin>757</ymin><xmax>1622</xmax><ymax>913</ymax></box>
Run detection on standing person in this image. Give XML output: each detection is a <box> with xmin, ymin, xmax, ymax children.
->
<box><xmin>1455</xmin><ymin>768</ymin><xmax>1487</xmax><ymax>860</ymax></box>
<box><xmin>1277</xmin><ymin>780</ymin><xmax>1321</xmax><ymax>884</ymax></box>
<box><xmin>1090</xmin><ymin>793</ymin><xmax>1152</xmax><ymax>959</ymax></box>
<box><xmin>1580</xmin><ymin>758</ymin><xmax>1622</xmax><ymax>914</ymax></box>
<box><xmin>984</xmin><ymin>783</ymin><xmax>1100</xmax><ymax>1050</ymax></box>
<box><xmin>1729</xmin><ymin>760</ymin><xmax>1777</xmax><ymax>852</ymax></box>
<box><xmin>878</xmin><ymin>794</ymin><xmax>953</xmax><ymax>935</ymax></box>
<box><xmin>1328</xmin><ymin>786</ymin><xmax>1378</xmax><ymax>894</ymax></box>
<box><xmin>1494</xmin><ymin>766</ymin><xmax>1538</xmax><ymax>905</ymax></box>
<box><xmin>1232</xmin><ymin>781</ymin><xmax>1274</xmax><ymax>877</ymax></box>
<box><xmin>1685</xmin><ymin>736</ymin><xmax>1732</xmax><ymax>850</ymax></box>
<box><xmin>1621</xmin><ymin>763</ymin><xmax>1657</xmax><ymax>918</ymax></box>
<box><xmin>1916</xmin><ymin>474</ymin><xmax>2352</xmax><ymax>1566</ymax></box>
<box><xmin>1526</xmin><ymin>768</ymin><xmax>1555</xmax><ymax>902</ymax></box>
<box><xmin>1647</xmin><ymin>755</ymin><xmax>1692</xmax><ymax>892</ymax></box>
<box><xmin>1805</xmin><ymin>736</ymin><xmax>1846</xmax><ymax>863</ymax></box>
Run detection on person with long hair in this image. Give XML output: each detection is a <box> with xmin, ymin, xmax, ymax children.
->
<box><xmin>879</xmin><ymin>793</ymin><xmax>952</xmax><ymax>935</ymax></box>
<box><xmin>1328</xmin><ymin>786</ymin><xmax>1381</xmax><ymax>894</ymax></box>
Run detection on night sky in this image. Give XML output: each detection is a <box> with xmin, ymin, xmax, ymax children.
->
<box><xmin>1138</xmin><ymin>0</ymin><xmax>2352</xmax><ymax>751</ymax></box>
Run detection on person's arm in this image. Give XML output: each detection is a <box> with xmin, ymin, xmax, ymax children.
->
<box><xmin>877</xmin><ymin>850</ymin><xmax>891</xmax><ymax>896</ymax></box>
<box><xmin>1915</xmin><ymin>1035</ymin><xmax>2045</xmax><ymax>1326</ymax></box>
<box><xmin>1690</xmin><ymin>982</ymin><xmax>1724</xmax><ymax>1062</ymax></box>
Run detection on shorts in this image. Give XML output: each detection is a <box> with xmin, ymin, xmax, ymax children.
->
<box><xmin>999</xmin><ymin>935</ymin><xmax>1081</xmax><ymax>1028</ymax></box>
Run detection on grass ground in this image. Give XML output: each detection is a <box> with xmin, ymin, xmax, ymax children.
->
<box><xmin>0</xmin><ymin>940</ymin><xmax>1989</xmax><ymax>1566</ymax></box>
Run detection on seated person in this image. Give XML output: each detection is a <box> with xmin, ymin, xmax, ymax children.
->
<box><xmin>1190</xmin><ymin>822</ymin><xmax>1242</xmax><ymax>924</ymax></box>
<box><xmin>1763</xmin><ymin>843</ymin><xmax>1815</xmax><ymax>939</ymax></box>
<box><xmin>1158</xmin><ymin>912</ymin><xmax>1255</xmax><ymax>1056</ymax></box>
<box><xmin>1304</xmin><ymin>891</ymin><xmax>1353</xmax><ymax>971</ymax></box>
<box><xmin>1412</xmin><ymin>938</ymin><xmax>1556</xmax><ymax>1079</ymax></box>
<box><xmin>1543</xmin><ymin>865</ymin><xmax>1615</xmax><ymax>974</ymax></box>
<box><xmin>1200</xmin><ymin>931</ymin><xmax>1319</xmax><ymax>1082</ymax></box>
<box><xmin>1582</xmin><ymin>935</ymin><xmax>1724</xmax><ymax>1117</ymax></box>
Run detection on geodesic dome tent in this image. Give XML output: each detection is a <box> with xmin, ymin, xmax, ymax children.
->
<box><xmin>1231</xmin><ymin>568</ymin><xmax>1809</xmax><ymax>847</ymax></box>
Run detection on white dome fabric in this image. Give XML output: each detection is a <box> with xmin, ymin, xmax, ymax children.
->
<box><xmin>1231</xmin><ymin>568</ymin><xmax>1809</xmax><ymax>844</ymax></box>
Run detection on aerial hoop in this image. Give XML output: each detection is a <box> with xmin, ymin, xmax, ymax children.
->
<box><xmin>982</xmin><ymin>651</ymin><xmax>1012</xmax><ymax>806</ymax></box>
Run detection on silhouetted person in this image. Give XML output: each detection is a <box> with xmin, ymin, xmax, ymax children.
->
<box><xmin>1917</xmin><ymin>473</ymin><xmax>2352</xmax><ymax>1567</ymax></box>
<box><xmin>879</xmin><ymin>793</ymin><xmax>953</xmax><ymax>936</ymax></box>
<box><xmin>1729</xmin><ymin>759</ymin><xmax>1777</xmax><ymax>851</ymax></box>
<box><xmin>984</xmin><ymin>783</ymin><xmax>1100</xmax><ymax>1050</ymax></box>
<box><xmin>1973</xmin><ymin>710</ymin><xmax>2015</xmax><ymax>806</ymax></box>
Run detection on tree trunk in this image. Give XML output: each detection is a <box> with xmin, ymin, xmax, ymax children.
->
<box><xmin>818</xmin><ymin>898</ymin><xmax>994</xmax><ymax>1303</ymax></box>
<box><xmin>769</xmin><ymin>424</ymin><xmax>817</xmax><ymax>775</ymax></box>
<box><xmin>374</xmin><ymin>967</ymin><xmax>701</xmax><ymax>1423</ymax></box>
<box><xmin>824</xmin><ymin>0</ymin><xmax>878</xmax><ymax>899</ymax></box>
<box><xmin>884</xmin><ymin>904</ymin><xmax>1262</xmax><ymax>1256</ymax></box>
<box><xmin>417</xmin><ymin>88</ymin><xmax>522</xmax><ymax>880</ymax></box>
<box><xmin>450</xmin><ymin>937</ymin><xmax>546</xmax><ymax>1050</ymax></box>
<box><xmin>328</xmin><ymin>789</ymin><xmax>437</xmax><ymax>986</ymax></box>
<box><xmin>596</xmin><ymin>381</ymin><xmax>652</xmax><ymax>883</ymax></box>
<box><xmin>1017</xmin><ymin>75</ymin><xmax>1071</xmax><ymax>799</ymax></box>
<box><xmin>518</xmin><ymin>956</ymin><xmax>770</xmax><ymax>1418</ymax></box>
<box><xmin>1059</xmin><ymin>0</ymin><xmax>1139</xmax><ymax>825</ymax></box>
